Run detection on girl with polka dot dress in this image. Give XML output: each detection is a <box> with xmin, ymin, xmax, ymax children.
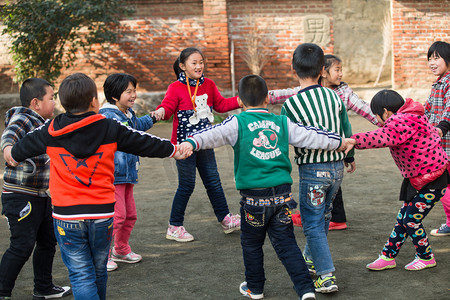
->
<box><xmin>347</xmin><ymin>89</ymin><xmax>449</xmax><ymax>271</ymax></box>
<box><xmin>153</xmin><ymin>47</ymin><xmax>241</xmax><ymax>242</ymax></box>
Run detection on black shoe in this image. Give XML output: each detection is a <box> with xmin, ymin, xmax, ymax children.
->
<box><xmin>33</xmin><ymin>285</ymin><xmax>71</xmax><ymax>299</ymax></box>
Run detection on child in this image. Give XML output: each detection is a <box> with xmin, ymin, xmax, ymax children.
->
<box><xmin>180</xmin><ymin>75</ymin><xmax>349</xmax><ymax>300</ymax></box>
<box><xmin>348</xmin><ymin>89</ymin><xmax>448</xmax><ymax>271</ymax></box>
<box><xmin>423</xmin><ymin>41</ymin><xmax>450</xmax><ymax>237</ymax></box>
<box><xmin>3</xmin><ymin>73</ymin><xmax>187</xmax><ymax>300</ymax></box>
<box><xmin>153</xmin><ymin>47</ymin><xmax>241</xmax><ymax>242</ymax></box>
<box><xmin>281</xmin><ymin>43</ymin><xmax>355</xmax><ymax>293</ymax></box>
<box><xmin>100</xmin><ymin>73</ymin><xmax>156</xmax><ymax>272</ymax></box>
<box><xmin>269</xmin><ymin>54</ymin><xmax>380</xmax><ymax>230</ymax></box>
<box><xmin>0</xmin><ymin>78</ymin><xmax>71</xmax><ymax>299</ymax></box>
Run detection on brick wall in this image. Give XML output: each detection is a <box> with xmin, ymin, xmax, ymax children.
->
<box><xmin>392</xmin><ymin>0</ymin><xmax>450</xmax><ymax>89</ymax></box>
<box><xmin>228</xmin><ymin>0</ymin><xmax>333</xmax><ymax>90</ymax></box>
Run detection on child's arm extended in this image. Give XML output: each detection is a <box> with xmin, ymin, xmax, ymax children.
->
<box><xmin>115</xmin><ymin>121</ymin><xmax>178</xmax><ymax>158</ymax></box>
<box><xmin>287</xmin><ymin>119</ymin><xmax>342</xmax><ymax>151</ymax></box>
<box><xmin>268</xmin><ymin>86</ymin><xmax>301</xmax><ymax>105</ymax></box>
<box><xmin>338</xmin><ymin>84</ymin><xmax>381</xmax><ymax>126</ymax></box>
<box><xmin>183</xmin><ymin>115</ymin><xmax>238</xmax><ymax>150</ymax></box>
<box><xmin>351</xmin><ymin>117</ymin><xmax>409</xmax><ymax>149</ymax></box>
<box><xmin>210</xmin><ymin>84</ymin><xmax>241</xmax><ymax>113</ymax></box>
<box><xmin>9</xmin><ymin>125</ymin><xmax>48</xmax><ymax>163</ymax></box>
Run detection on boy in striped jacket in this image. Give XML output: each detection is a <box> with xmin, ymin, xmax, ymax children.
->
<box><xmin>281</xmin><ymin>43</ymin><xmax>354</xmax><ymax>294</ymax></box>
<box><xmin>180</xmin><ymin>74</ymin><xmax>351</xmax><ymax>300</ymax></box>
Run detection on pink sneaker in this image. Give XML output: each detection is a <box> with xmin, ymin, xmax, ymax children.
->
<box><xmin>166</xmin><ymin>225</ymin><xmax>194</xmax><ymax>242</ymax></box>
<box><xmin>366</xmin><ymin>255</ymin><xmax>396</xmax><ymax>271</ymax></box>
<box><xmin>221</xmin><ymin>213</ymin><xmax>241</xmax><ymax>234</ymax></box>
<box><xmin>107</xmin><ymin>259</ymin><xmax>118</xmax><ymax>271</ymax></box>
<box><xmin>111</xmin><ymin>248</ymin><xmax>142</xmax><ymax>263</ymax></box>
<box><xmin>404</xmin><ymin>255</ymin><xmax>436</xmax><ymax>271</ymax></box>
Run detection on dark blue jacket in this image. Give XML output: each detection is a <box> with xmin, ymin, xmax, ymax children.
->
<box><xmin>99</xmin><ymin>103</ymin><xmax>154</xmax><ymax>184</ymax></box>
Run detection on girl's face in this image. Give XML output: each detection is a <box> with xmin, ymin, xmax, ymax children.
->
<box><xmin>428</xmin><ymin>53</ymin><xmax>449</xmax><ymax>77</ymax></box>
<box><xmin>322</xmin><ymin>62</ymin><xmax>343</xmax><ymax>87</ymax></box>
<box><xmin>115</xmin><ymin>82</ymin><xmax>136</xmax><ymax>113</ymax></box>
<box><xmin>180</xmin><ymin>52</ymin><xmax>204</xmax><ymax>80</ymax></box>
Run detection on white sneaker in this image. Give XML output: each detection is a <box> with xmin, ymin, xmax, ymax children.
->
<box><xmin>107</xmin><ymin>259</ymin><xmax>118</xmax><ymax>272</ymax></box>
<box><xmin>166</xmin><ymin>225</ymin><xmax>194</xmax><ymax>242</ymax></box>
<box><xmin>221</xmin><ymin>213</ymin><xmax>241</xmax><ymax>234</ymax></box>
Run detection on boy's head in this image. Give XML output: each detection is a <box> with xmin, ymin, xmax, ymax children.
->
<box><xmin>20</xmin><ymin>78</ymin><xmax>55</xmax><ymax>119</ymax></box>
<box><xmin>370</xmin><ymin>89</ymin><xmax>404</xmax><ymax>121</ymax></box>
<box><xmin>59</xmin><ymin>73</ymin><xmax>98</xmax><ymax>114</ymax></box>
<box><xmin>292</xmin><ymin>43</ymin><xmax>324</xmax><ymax>79</ymax></box>
<box><xmin>238</xmin><ymin>75</ymin><xmax>268</xmax><ymax>107</ymax></box>
<box><xmin>427</xmin><ymin>41</ymin><xmax>450</xmax><ymax>67</ymax></box>
<box><xmin>103</xmin><ymin>73</ymin><xmax>137</xmax><ymax>105</ymax></box>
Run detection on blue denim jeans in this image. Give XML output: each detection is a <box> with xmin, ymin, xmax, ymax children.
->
<box><xmin>298</xmin><ymin>161</ymin><xmax>344</xmax><ymax>275</ymax></box>
<box><xmin>240</xmin><ymin>184</ymin><xmax>315</xmax><ymax>297</ymax></box>
<box><xmin>170</xmin><ymin>149</ymin><xmax>229</xmax><ymax>226</ymax></box>
<box><xmin>54</xmin><ymin>218</ymin><xmax>113</xmax><ymax>300</ymax></box>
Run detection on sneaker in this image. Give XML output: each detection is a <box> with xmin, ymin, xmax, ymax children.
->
<box><xmin>239</xmin><ymin>281</ymin><xmax>264</xmax><ymax>299</ymax></box>
<box><xmin>366</xmin><ymin>255</ymin><xmax>396</xmax><ymax>271</ymax></box>
<box><xmin>33</xmin><ymin>285</ymin><xmax>71</xmax><ymax>299</ymax></box>
<box><xmin>0</xmin><ymin>297</ymin><xmax>12</xmax><ymax>299</ymax></box>
<box><xmin>304</xmin><ymin>256</ymin><xmax>316</xmax><ymax>275</ymax></box>
<box><xmin>430</xmin><ymin>224</ymin><xmax>450</xmax><ymax>236</ymax></box>
<box><xmin>221</xmin><ymin>213</ymin><xmax>241</xmax><ymax>234</ymax></box>
<box><xmin>300</xmin><ymin>292</ymin><xmax>316</xmax><ymax>300</ymax></box>
<box><xmin>404</xmin><ymin>255</ymin><xmax>436</xmax><ymax>271</ymax></box>
<box><xmin>292</xmin><ymin>212</ymin><xmax>302</xmax><ymax>227</ymax></box>
<box><xmin>166</xmin><ymin>225</ymin><xmax>194</xmax><ymax>242</ymax></box>
<box><xmin>314</xmin><ymin>275</ymin><xmax>338</xmax><ymax>293</ymax></box>
<box><xmin>111</xmin><ymin>248</ymin><xmax>142</xmax><ymax>263</ymax></box>
<box><xmin>329</xmin><ymin>222</ymin><xmax>347</xmax><ymax>230</ymax></box>
<box><xmin>107</xmin><ymin>258</ymin><xmax>118</xmax><ymax>271</ymax></box>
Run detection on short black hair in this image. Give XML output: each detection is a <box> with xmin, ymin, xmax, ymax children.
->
<box><xmin>58</xmin><ymin>73</ymin><xmax>98</xmax><ymax>114</ymax></box>
<box><xmin>238</xmin><ymin>75</ymin><xmax>268</xmax><ymax>107</ymax></box>
<box><xmin>19</xmin><ymin>78</ymin><xmax>52</xmax><ymax>107</ymax></box>
<box><xmin>427</xmin><ymin>41</ymin><xmax>450</xmax><ymax>66</ymax></box>
<box><xmin>324</xmin><ymin>54</ymin><xmax>342</xmax><ymax>72</ymax></box>
<box><xmin>370</xmin><ymin>89</ymin><xmax>405</xmax><ymax>120</ymax></box>
<box><xmin>173</xmin><ymin>47</ymin><xmax>205</xmax><ymax>79</ymax></box>
<box><xmin>103</xmin><ymin>73</ymin><xmax>137</xmax><ymax>104</ymax></box>
<box><xmin>292</xmin><ymin>43</ymin><xmax>324</xmax><ymax>79</ymax></box>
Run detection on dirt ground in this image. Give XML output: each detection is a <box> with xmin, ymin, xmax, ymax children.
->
<box><xmin>0</xmin><ymin>115</ymin><xmax>449</xmax><ymax>300</ymax></box>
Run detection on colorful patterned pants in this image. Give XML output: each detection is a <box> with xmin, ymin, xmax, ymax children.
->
<box><xmin>382</xmin><ymin>188</ymin><xmax>443</xmax><ymax>259</ymax></box>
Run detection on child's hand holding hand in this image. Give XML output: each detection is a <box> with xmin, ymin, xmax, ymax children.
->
<box><xmin>151</xmin><ymin>107</ymin><xmax>165</xmax><ymax>121</ymax></box>
<box><xmin>338</xmin><ymin>138</ymin><xmax>355</xmax><ymax>155</ymax></box>
<box><xmin>178</xmin><ymin>142</ymin><xmax>194</xmax><ymax>157</ymax></box>
<box><xmin>2</xmin><ymin>146</ymin><xmax>18</xmax><ymax>167</ymax></box>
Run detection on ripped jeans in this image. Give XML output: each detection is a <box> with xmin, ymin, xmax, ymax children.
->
<box><xmin>298</xmin><ymin>161</ymin><xmax>344</xmax><ymax>275</ymax></box>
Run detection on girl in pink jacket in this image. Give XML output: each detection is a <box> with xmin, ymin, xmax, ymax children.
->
<box><xmin>348</xmin><ymin>89</ymin><xmax>448</xmax><ymax>271</ymax></box>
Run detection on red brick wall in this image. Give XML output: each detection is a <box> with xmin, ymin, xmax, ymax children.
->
<box><xmin>392</xmin><ymin>0</ymin><xmax>450</xmax><ymax>89</ymax></box>
<box><xmin>228</xmin><ymin>0</ymin><xmax>333</xmax><ymax>90</ymax></box>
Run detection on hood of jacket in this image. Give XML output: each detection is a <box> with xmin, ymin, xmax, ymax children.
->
<box><xmin>5</xmin><ymin>106</ymin><xmax>45</xmax><ymax>126</ymax></box>
<box><xmin>99</xmin><ymin>102</ymin><xmax>133</xmax><ymax>119</ymax></box>
<box><xmin>397</xmin><ymin>98</ymin><xmax>424</xmax><ymax>116</ymax></box>
<box><xmin>48</xmin><ymin>112</ymin><xmax>109</xmax><ymax>158</ymax></box>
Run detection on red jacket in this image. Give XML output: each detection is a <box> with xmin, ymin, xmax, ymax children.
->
<box><xmin>157</xmin><ymin>78</ymin><xmax>240</xmax><ymax>144</ymax></box>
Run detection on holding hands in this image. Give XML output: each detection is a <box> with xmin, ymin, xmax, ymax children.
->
<box><xmin>172</xmin><ymin>142</ymin><xmax>194</xmax><ymax>160</ymax></box>
<box><xmin>151</xmin><ymin>107</ymin><xmax>165</xmax><ymax>121</ymax></box>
